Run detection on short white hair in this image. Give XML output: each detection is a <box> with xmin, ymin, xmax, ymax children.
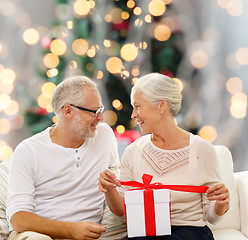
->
<box><xmin>51</xmin><ymin>76</ymin><xmax>98</xmax><ymax>116</ymax></box>
<box><xmin>131</xmin><ymin>73</ymin><xmax>182</xmax><ymax>116</ymax></box>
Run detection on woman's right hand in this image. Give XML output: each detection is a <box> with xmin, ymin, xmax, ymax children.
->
<box><xmin>98</xmin><ymin>169</ymin><xmax>121</xmax><ymax>193</ymax></box>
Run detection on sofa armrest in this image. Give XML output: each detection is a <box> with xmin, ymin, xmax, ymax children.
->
<box><xmin>235</xmin><ymin>171</ymin><xmax>248</xmax><ymax>238</ymax></box>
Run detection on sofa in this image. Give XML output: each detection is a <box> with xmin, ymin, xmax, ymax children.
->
<box><xmin>0</xmin><ymin>145</ymin><xmax>247</xmax><ymax>240</ymax></box>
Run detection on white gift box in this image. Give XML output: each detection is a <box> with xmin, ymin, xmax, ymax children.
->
<box><xmin>124</xmin><ymin>189</ymin><xmax>171</xmax><ymax>237</ymax></box>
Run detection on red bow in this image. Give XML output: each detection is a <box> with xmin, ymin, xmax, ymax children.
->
<box><xmin>120</xmin><ymin>174</ymin><xmax>209</xmax><ymax>193</ymax></box>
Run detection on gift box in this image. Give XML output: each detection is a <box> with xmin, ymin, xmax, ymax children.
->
<box><xmin>121</xmin><ymin>174</ymin><xmax>209</xmax><ymax>238</ymax></box>
<box><xmin>124</xmin><ymin>188</ymin><xmax>171</xmax><ymax>237</ymax></box>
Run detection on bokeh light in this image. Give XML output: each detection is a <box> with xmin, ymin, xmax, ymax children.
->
<box><xmin>106</xmin><ymin>57</ymin><xmax>123</xmax><ymax>74</ymax></box>
<box><xmin>235</xmin><ymin>47</ymin><xmax>248</xmax><ymax>65</ymax></box>
<box><xmin>112</xmin><ymin>99</ymin><xmax>123</xmax><ymax>110</ymax></box>
<box><xmin>154</xmin><ymin>24</ymin><xmax>171</xmax><ymax>41</ymax></box>
<box><xmin>72</xmin><ymin>39</ymin><xmax>89</xmax><ymax>55</ymax></box>
<box><xmin>37</xmin><ymin>94</ymin><xmax>51</xmax><ymax>109</ymax></box>
<box><xmin>97</xmin><ymin>71</ymin><xmax>104</xmax><ymax>79</ymax></box>
<box><xmin>73</xmin><ymin>0</ymin><xmax>91</xmax><ymax>17</ymax></box>
<box><xmin>103</xmin><ymin>110</ymin><xmax>118</xmax><ymax>126</ymax></box>
<box><xmin>190</xmin><ymin>50</ymin><xmax>209</xmax><ymax>69</ymax></box>
<box><xmin>41</xmin><ymin>82</ymin><xmax>56</xmax><ymax>98</ymax></box>
<box><xmin>47</xmin><ymin>68</ymin><xmax>59</xmax><ymax>78</ymax></box>
<box><xmin>120</xmin><ymin>43</ymin><xmax>138</xmax><ymax>62</ymax></box>
<box><xmin>198</xmin><ymin>125</ymin><xmax>217</xmax><ymax>143</ymax></box>
<box><xmin>23</xmin><ymin>28</ymin><xmax>40</xmax><ymax>45</ymax></box>
<box><xmin>0</xmin><ymin>144</ymin><xmax>13</xmax><ymax>161</ymax></box>
<box><xmin>226</xmin><ymin>77</ymin><xmax>242</xmax><ymax>94</ymax></box>
<box><xmin>0</xmin><ymin>93</ymin><xmax>11</xmax><ymax>109</ymax></box>
<box><xmin>3</xmin><ymin>100</ymin><xmax>19</xmax><ymax>115</ymax></box>
<box><xmin>148</xmin><ymin>0</ymin><xmax>166</xmax><ymax>17</ymax></box>
<box><xmin>0</xmin><ymin>68</ymin><xmax>16</xmax><ymax>83</ymax></box>
<box><xmin>110</xmin><ymin>8</ymin><xmax>123</xmax><ymax>24</ymax></box>
<box><xmin>43</xmin><ymin>53</ymin><xmax>60</xmax><ymax>68</ymax></box>
<box><xmin>227</xmin><ymin>0</ymin><xmax>243</xmax><ymax>16</ymax></box>
<box><xmin>0</xmin><ymin>118</ymin><xmax>11</xmax><ymax>134</ymax></box>
<box><xmin>116</xmin><ymin>125</ymin><xmax>125</xmax><ymax>134</ymax></box>
<box><xmin>230</xmin><ymin>93</ymin><xmax>247</xmax><ymax>119</ymax></box>
<box><xmin>50</xmin><ymin>39</ymin><xmax>67</xmax><ymax>55</ymax></box>
<box><xmin>127</xmin><ymin>0</ymin><xmax>135</xmax><ymax>8</ymax></box>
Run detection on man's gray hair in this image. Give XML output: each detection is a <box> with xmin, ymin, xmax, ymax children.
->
<box><xmin>51</xmin><ymin>76</ymin><xmax>98</xmax><ymax>116</ymax></box>
<box><xmin>131</xmin><ymin>73</ymin><xmax>182</xmax><ymax>116</ymax></box>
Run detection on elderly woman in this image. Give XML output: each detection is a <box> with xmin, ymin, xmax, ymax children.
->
<box><xmin>99</xmin><ymin>73</ymin><xmax>229</xmax><ymax>240</ymax></box>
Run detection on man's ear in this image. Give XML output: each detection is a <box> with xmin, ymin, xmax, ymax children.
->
<box><xmin>62</xmin><ymin>104</ymin><xmax>73</xmax><ymax>119</ymax></box>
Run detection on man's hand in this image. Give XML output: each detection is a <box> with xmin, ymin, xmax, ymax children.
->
<box><xmin>207</xmin><ymin>183</ymin><xmax>230</xmax><ymax>216</ymax></box>
<box><xmin>98</xmin><ymin>169</ymin><xmax>121</xmax><ymax>193</ymax></box>
<box><xmin>71</xmin><ymin>222</ymin><xmax>106</xmax><ymax>240</ymax></box>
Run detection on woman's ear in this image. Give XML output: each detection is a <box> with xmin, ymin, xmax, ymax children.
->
<box><xmin>159</xmin><ymin>99</ymin><xmax>167</xmax><ymax>114</ymax></box>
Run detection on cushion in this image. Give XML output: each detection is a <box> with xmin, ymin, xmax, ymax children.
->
<box><xmin>212</xmin><ymin>229</ymin><xmax>248</xmax><ymax>240</ymax></box>
<box><xmin>0</xmin><ymin>158</ymin><xmax>11</xmax><ymax>240</ymax></box>
<box><xmin>208</xmin><ymin>146</ymin><xmax>240</xmax><ymax>231</ymax></box>
<box><xmin>100</xmin><ymin>201</ymin><xmax>127</xmax><ymax>240</ymax></box>
<box><xmin>236</xmin><ymin>171</ymin><xmax>248</xmax><ymax>237</ymax></box>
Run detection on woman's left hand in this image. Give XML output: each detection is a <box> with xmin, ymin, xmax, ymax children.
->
<box><xmin>207</xmin><ymin>183</ymin><xmax>230</xmax><ymax>216</ymax></box>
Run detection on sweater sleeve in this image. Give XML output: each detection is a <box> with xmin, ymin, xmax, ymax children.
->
<box><xmin>6</xmin><ymin>142</ymin><xmax>36</xmax><ymax>225</ymax></box>
<box><xmin>195</xmin><ymin>137</ymin><xmax>222</xmax><ymax>224</ymax></box>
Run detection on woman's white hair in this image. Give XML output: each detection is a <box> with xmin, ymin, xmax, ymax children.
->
<box><xmin>131</xmin><ymin>73</ymin><xmax>182</xmax><ymax>116</ymax></box>
<box><xmin>51</xmin><ymin>76</ymin><xmax>98</xmax><ymax>116</ymax></box>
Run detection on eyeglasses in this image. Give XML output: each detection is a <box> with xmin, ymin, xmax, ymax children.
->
<box><xmin>69</xmin><ymin>104</ymin><xmax>104</xmax><ymax>117</ymax></box>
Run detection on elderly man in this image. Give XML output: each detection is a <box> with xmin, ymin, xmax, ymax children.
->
<box><xmin>7</xmin><ymin>76</ymin><xmax>120</xmax><ymax>240</ymax></box>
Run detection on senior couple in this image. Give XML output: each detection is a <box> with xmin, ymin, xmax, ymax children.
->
<box><xmin>7</xmin><ymin>74</ymin><xmax>229</xmax><ymax>240</ymax></box>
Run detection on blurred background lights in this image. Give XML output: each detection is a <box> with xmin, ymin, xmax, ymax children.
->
<box><xmin>133</xmin><ymin>7</ymin><xmax>142</xmax><ymax>16</ymax></box>
<box><xmin>23</xmin><ymin>28</ymin><xmax>40</xmax><ymax>45</ymax></box>
<box><xmin>106</xmin><ymin>57</ymin><xmax>123</xmax><ymax>74</ymax></box>
<box><xmin>97</xmin><ymin>71</ymin><xmax>103</xmax><ymax>79</ymax></box>
<box><xmin>139</xmin><ymin>41</ymin><xmax>148</xmax><ymax>50</ymax></box>
<box><xmin>127</xmin><ymin>0</ymin><xmax>135</xmax><ymax>8</ymax></box>
<box><xmin>120</xmin><ymin>43</ymin><xmax>138</xmax><ymax>62</ymax></box>
<box><xmin>116</xmin><ymin>125</ymin><xmax>125</xmax><ymax>134</ymax></box>
<box><xmin>50</xmin><ymin>39</ymin><xmax>67</xmax><ymax>55</ymax></box>
<box><xmin>235</xmin><ymin>47</ymin><xmax>248</xmax><ymax>65</ymax></box>
<box><xmin>72</xmin><ymin>39</ymin><xmax>88</xmax><ymax>55</ymax></box>
<box><xmin>41</xmin><ymin>82</ymin><xmax>56</xmax><ymax>98</ymax></box>
<box><xmin>148</xmin><ymin>0</ymin><xmax>166</xmax><ymax>17</ymax></box>
<box><xmin>0</xmin><ymin>118</ymin><xmax>11</xmax><ymax>134</ymax></box>
<box><xmin>0</xmin><ymin>0</ymin><xmax>16</xmax><ymax>16</ymax></box>
<box><xmin>0</xmin><ymin>93</ymin><xmax>11</xmax><ymax>109</ymax></box>
<box><xmin>121</xmin><ymin>11</ymin><xmax>129</xmax><ymax>20</ymax></box>
<box><xmin>112</xmin><ymin>99</ymin><xmax>123</xmax><ymax>110</ymax></box>
<box><xmin>154</xmin><ymin>24</ymin><xmax>171</xmax><ymax>41</ymax></box>
<box><xmin>0</xmin><ymin>81</ymin><xmax>14</xmax><ymax>94</ymax></box>
<box><xmin>52</xmin><ymin>115</ymin><xmax>58</xmax><ymax>124</ymax></box>
<box><xmin>10</xmin><ymin>115</ymin><xmax>24</xmax><ymax>130</ymax></box>
<box><xmin>37</xmin><ymin>94</ymin><xmax>51</xmax><ymax>109</ymax></box>
<box><xmin>0</xmin><ymin>68</ymin><xmax>16</xmax><ymax>83</ymax></box>
<box><xmin>145</xmin><ymin>14</ymin><xmax>152</xmax><ymax>23</ymax></box>
<box><xmin>103</xmin><ymin>40</ymin><xmax>111</xmax><ymax>48</ymax></box>
<box><xmin>103</xmin><ymin>110</ymin><xmax>118</xmax><ymax>126</ymax></box>
<box><xmin>73</xmin><ymin>0</ymin><xmax>91</xmax><ymax>17</ymax></box>
<box><xmin>3</xmin><ymin>100</ymin><xmax>19</xmax><ymax>115</ymax></box>
<box><xmin>110</xmin><ymin>8</ymin><xmax>123</xmax><ymax>24</ymax></box>
<box><xmin>0</xmin><ymin>143</ymin><xmax>13</xmax><ymax>161</ymax></box>
<box><xmin>67</xmin><ymin>20</ymin><xmax>73</xmax><ymax>29</ymax></box>
<box><xmin>43</xmin><ymin>53</ymin><xmax>60</xmax><ymax>68</ymax></box>
<box><xmin>226</xmin><ymin>77</ymin><xmax>242</xmax><ymax>94</ymax></box>
<box><xmin>227</xmin><ymin>0</ymin><xmax>243</xmax><ymax>16</ymax></box>
<box><xmin>198</xmin><ymin>125</ymin><xmax>217</xmax><ymax>143</ymax></box>
<box><xmin>230</xmin><ymin>93</ymin><xmax>247</xmax><ymax>119</ymax></box>
<box><xmin>190</xmin><ymin>50</ymin><xmax>209</xmax><ymax>69</ymax></box>
<box><xmin>47</xmin><ymin>68</ymin><xmax>59</xmax><ymax>78</ymax></box>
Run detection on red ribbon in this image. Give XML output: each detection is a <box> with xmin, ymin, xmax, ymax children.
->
<box><xmin>120</xmin><ymin>174</ymin><xmax>209</xmax><ymax>193</ymax></box>
<box><xmin>122</xmin><ymin>174</ymin><xmax>209</xmax><ymax>236</ymax></box>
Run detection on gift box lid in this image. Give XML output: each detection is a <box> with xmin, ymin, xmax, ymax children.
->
<box><xmin>125</xmin><ymin>189</ymin><xmax>170</xmax><ymax>204</ymax></box>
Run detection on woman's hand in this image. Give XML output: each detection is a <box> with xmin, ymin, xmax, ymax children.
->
<box><xmin>207</xmin><ymin>183</ymin><xmax>230</xmax><ymax>216</ymax></box>
<box><xmin>98</xmin><ymin>169</ymin><xmax>121</xmax><ymax>193</ymax></box>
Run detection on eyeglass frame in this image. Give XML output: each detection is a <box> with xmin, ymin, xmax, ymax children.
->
<box><xmin>63</xmin><ymin>104</ymin><xmax>104</xmax><ymax>117</ymax></box>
